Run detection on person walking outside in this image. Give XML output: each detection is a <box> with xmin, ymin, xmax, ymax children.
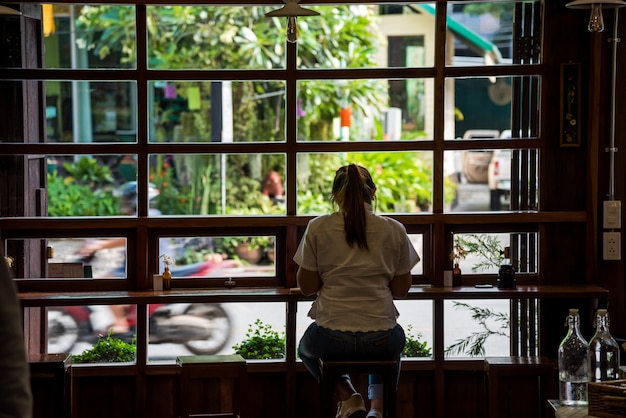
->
<box><xmin>294</xmin><ymin>163</ymin><xmax>420</xmax><ymax>418</ymax></box>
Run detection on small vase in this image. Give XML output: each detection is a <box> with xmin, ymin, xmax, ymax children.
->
<box><xmin>162</xmin><ymin>266</ymin><xmax>172</xmax><ymax>290</ymax></box>
<box><xmin>453</xmin><ymin>263</ymin><xmax>462</xmax><ymax>286</ymax></box>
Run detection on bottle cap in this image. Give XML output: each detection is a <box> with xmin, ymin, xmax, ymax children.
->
<box><xmin>597</xmin><ymin>309</ymin><xmax>608</xmax><ymax>316</ymax></box>
<box><xmin>569</xmin><ymin>308</ymin><xmax>579</xmax><ymax>315</ymax></box>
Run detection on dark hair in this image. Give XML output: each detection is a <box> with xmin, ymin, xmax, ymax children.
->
<box><xmin>332</xmin><ymin>164</ymin><xmax>376</xmax><ymax>249</ymax></box>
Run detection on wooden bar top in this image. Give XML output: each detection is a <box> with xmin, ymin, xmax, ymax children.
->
<box><xmin>18</xmin><ymin>284</ymin><xmax>608</xmax><ymax>307</ymax></box>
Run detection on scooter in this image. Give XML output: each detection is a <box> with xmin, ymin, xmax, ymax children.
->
<box><xmin>47</xmin><ymin>260</ymin><xmax>233</xmax><ymax>355</ymax></box>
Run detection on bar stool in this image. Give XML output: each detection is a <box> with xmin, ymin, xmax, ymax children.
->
<box><xmin>319</xmin><ymin>359</ymin><xmax>399</xmax><ymax>418</ymax></box>
<box><xmin>176</xmin><ymin>354</ymin><xmax>247</xmax><ymax>418</ymax></box>
<box><xmin>485</xmin><ymin>356</ymin><xmax>556</xmax><ymax>418</ymax></box>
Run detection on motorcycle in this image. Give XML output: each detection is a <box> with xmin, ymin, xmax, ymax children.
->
<box><xmin>47</xmin><ymin>260</ymin><xmax>234</xmax><ymax>355</ymax></box>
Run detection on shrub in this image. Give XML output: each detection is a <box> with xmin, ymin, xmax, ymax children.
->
<box><xmin>72</xmin><ymin>330</ymin><xmax>136</xmax><ymax>363</ymax></box>
<box><xmin>232</xmin><ymin>319</ymin><xmax>285</xmax><ymax>359</ymax></box>
<box><xmin>402</xmin><ymin>325</ymin><xmax>432</xmax><ymax>358</ymax></box>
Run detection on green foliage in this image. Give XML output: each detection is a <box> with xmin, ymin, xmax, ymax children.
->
<box><xmin>402</xmin><ymin>325</ymin><xmax>432</xmax><ymax>358</ymax></box>
<box><xmin>444</xmin><ymin>302</ymin><xmax>509</xmax><ymax>357</ymax></box>
<box><xmin>455</xmin><ymin>234</ymin><xmax>506</xmax><ymax>272</ymax></box>
<box><xmin>232</xmin><ymin>319</ymin><xmax>285</xmax><ymax>359</ymax></box>
<box><xmin>72</xmin><ymin>330</ymin><xmax>137</xmax><ymax>363</ymax></box>
<box><xmin>47</xmin><ymin>157</ymin><xmax>120</xmax><ymax>216</ymax></box>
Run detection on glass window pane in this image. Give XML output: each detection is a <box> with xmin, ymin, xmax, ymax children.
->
<box><xmin>445</xmin><ymin>149</ymin><xmax>538</xmax><ymax>212</ymax></box>
<box><xmin>47</xmin><ymin>237</ymin><xmax>127</xmax><ymax>279</ymax></box>
<box><xmin>444</xmin><ymin>300</ymin><xmax>510</xmax><ymax>357</ymax></box>
<box><xmin>446</xmin><ymin>76</ymin><xmax>540</xmax><ymax>139</ymax></box>
<box><xmin>296</xmin><ymin>79</ymin><xmax>434</xmax><ymax>142</ymax></box>
<box><xmin>297</xmin><ymin>152</ymin><xmax>433</xmax><ymax>215</ymax></box>
<box><xmin>47</xmin><ymin>155</ymin><xmax>138</xmax><ymax>217</ymax></box>
<box><xmin>157</xmin><ymin>236</ymin><xmax>276</xmax><ymax>279</ymax></box>
<box><xmin>147</xmin><ymin>6</ymin><xmax>285</xmax><ymax>70</ymax></box>
<box><xmin>148</xmin><ymin>302</ymin><xmax>285</xmax><ymax>362</ymax></box>
<box><xmin>447</xmin><ymin>2</ymin><xmax>524</xmax><ymax>67</ymax></box>
<box><xmin>43</xmin><ymin>5</ymin><xmax>136</xmax><ymax>69</ymax></box>
<box><xmin>396</xmin><ymin>300</ymin><xmax>433</xmax><ymax>359</ymax></box>
<box><xmin>149</xmin><ymin>153</ymin><xmax>286</xmax><ymax>215</ymax></box>
<box><xmin>451</xmin><ymin>232</ymin><xmax>538</xmax><ymax>275</ymax></box>
<box><xmin>47</xmin><ymin>304</ymin><xmax>137</xmax><ymax>362</ymax></box>
<box><xmin>45</xmin><ymin>81</ymin><xmax>137</xmax><ymax>143</ymax></box>
<box><xmin>149</xmin><ymin>81</ymin><xmax>285</xmax><ymax>143</ymax></box>
<box><xmin>409</xmin><ymin>234</ymin><xmax>424</xmax><ymax>276</ymax></box>
<box><xmin>296</xmin><ymin>4</ymin><xmax>435</xmax><ymax>70</ymax></box>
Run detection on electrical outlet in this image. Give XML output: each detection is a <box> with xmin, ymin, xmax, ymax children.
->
<box><xmin>603</xmin><ymin>231</ymin><xmax>621</xmax><ymax>260</ymax></box>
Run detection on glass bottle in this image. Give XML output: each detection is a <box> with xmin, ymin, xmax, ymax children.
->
<box><xmin>589</xmin><ymin>309</ymin><xmax>620</xmax><ymax>382</ymax></box>
<box><xmin>162</xmin><ymin>265</ymin><xmax>172</xmax><ymax>290</ymax></box>
<box><xmin>558</xmin><ymin>308</ymin><xmax>591</xmax><ymax>406</ymax></box>
<box><xmin>453</xmin><ymin>263</ymin><xmax>462</xmax><ymax>286</ymax></box>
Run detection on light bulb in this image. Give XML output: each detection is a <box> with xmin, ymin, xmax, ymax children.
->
<box><xmin>588</xmin><ymin>3</ymin><xmax>605</xmax><ymax>32</ymax></box>
<box><xmin>287</xmin><ymin>16</ymin><xmax>298</xmax><ymax>43</ymax></box>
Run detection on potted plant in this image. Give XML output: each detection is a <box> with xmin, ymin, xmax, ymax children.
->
<box><xmin>402</xmin><ymin>325</ymin><xmax>432</xmax><ymax>358</ymax></box>
<box><xmin>72</xmin><ymin>330</ymin><xmax>136</xmax><ymax>364</ymax></box>
<box><xmin>217</xmin><ymin>237</ymin><xmax>274</xmax><ymax>265</ymax></box>
<box><xmin>232</xmin><ymin>319</ymin><xmax>285</xmax><ymax>360</ymax></box>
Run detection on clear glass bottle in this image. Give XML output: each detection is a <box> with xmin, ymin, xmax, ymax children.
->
<box><xmin>558</xmin><ymin>308</ymin><xmax>591</xmax><ymax>406</ymax></box>
<box><xmin>589</xmin><ymin>309</ymin><xmax>620</xmax><ymax>382</ymax></box>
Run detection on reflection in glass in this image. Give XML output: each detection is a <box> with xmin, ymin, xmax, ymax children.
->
<box><xmin>297</xmin><ymin>152</ymin><xmax>435</xmax><ymax>215</ymax></box>
<box><xmin>296</xmin><ymin>79</ymin><xmax>433</xmax><ymax>142</ymax></box>
<box><xmin>158</xmin><ymin>236</ymin><xmax>276</xmax><ymax>279</ymax></box>
<box><xmin>149</xmin><ymin>81</ymin><xmax>285</xmax><ymax>143</ymax></box>
<box><xmin>45</xmin><ymin>81</ymin><xmax>137</xmax><ymax>143</ymax></box>
<box><xmin>149</xmin><ymin>153</ymin><xmax>286</xmax><ymax>215</ymax></box>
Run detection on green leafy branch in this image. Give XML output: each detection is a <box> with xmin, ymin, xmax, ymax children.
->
<box><xmin>444</xmin><ymin>302</ymin><xmax>510</xmax><ymax>357</ymax></box>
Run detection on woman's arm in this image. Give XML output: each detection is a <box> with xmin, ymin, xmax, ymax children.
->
<box><xmin>296</xmin><ymin>267</ymin><xmax>322</xmax><ymax>296</ymax></box>
<box><xmin>389</xmin><ymin>272</ymin><xmax>412</xmax><ymax>299</ymax></box>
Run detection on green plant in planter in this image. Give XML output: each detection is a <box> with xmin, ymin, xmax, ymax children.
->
<box><xmin>402</xmin><ymin>325</ymin><xmax>432</xmax><ymax>358</ymax></box>
<box><xmin>216</xmin><ymin>236</ymin><xmax>274</xmax><ymax>264</ymax></box>
<box><xmin>232</xmin><ymin>319</ymin><xmax>285</xmax><ymax>359</ymax></box>
<box><xmin>72</xmin><ymin>330</ymin><xmax>136</xmax><ymax>363</ymax></box>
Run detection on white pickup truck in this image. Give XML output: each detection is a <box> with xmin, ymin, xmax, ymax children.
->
<box><xmin>456</xmin><ymin>129</ymin><xmax>511</xmax><ymax>211</ymax></box>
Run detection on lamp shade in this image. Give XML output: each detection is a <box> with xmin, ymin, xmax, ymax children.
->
<box><xmin>265</xmin><ymin>0</ymin><xmax>320</xmax><ymax>17</ymax></box>
<box><xmin>566</xmin><ymin>0</ymin><xmax>626</xmax><ymax>8</ymax></box>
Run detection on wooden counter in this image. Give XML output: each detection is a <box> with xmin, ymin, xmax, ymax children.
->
<box><xmin>18</xmin><ymin>284</ymin><xmax>609</xmax><ymax>306</ymax></box>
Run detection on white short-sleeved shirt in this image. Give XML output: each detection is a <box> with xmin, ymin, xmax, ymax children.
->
<box><xmin>293</xmin><ymin>204</ymin><xmax>420</xmax><ymax>332</ymax></box>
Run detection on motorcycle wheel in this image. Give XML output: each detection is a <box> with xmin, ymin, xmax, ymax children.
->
<box><xmin>47</xmin><ymin>309</ymin><xmax>79</xmax><ymax>353</ymax></box>
<box><xmin>183</xmin><ymin>304</ymin><xmax>231</xmax><ymax>355</ymax></box>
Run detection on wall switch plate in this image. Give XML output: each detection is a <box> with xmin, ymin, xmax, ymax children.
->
<box><xmin>603</xmin><ymin>231</ymin><xmax>621</xmax><ymax>260</ymax></box>
<box><xmin>604</xmin><ymin>200</ymin><xmax>621</xmax><ymax>229</ymax></box>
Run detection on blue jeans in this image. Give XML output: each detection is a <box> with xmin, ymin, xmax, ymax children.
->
<box><xmin>298</xmin><ymin>322</ymin><xmax>405</xmax><ymax>387</ymax></box>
